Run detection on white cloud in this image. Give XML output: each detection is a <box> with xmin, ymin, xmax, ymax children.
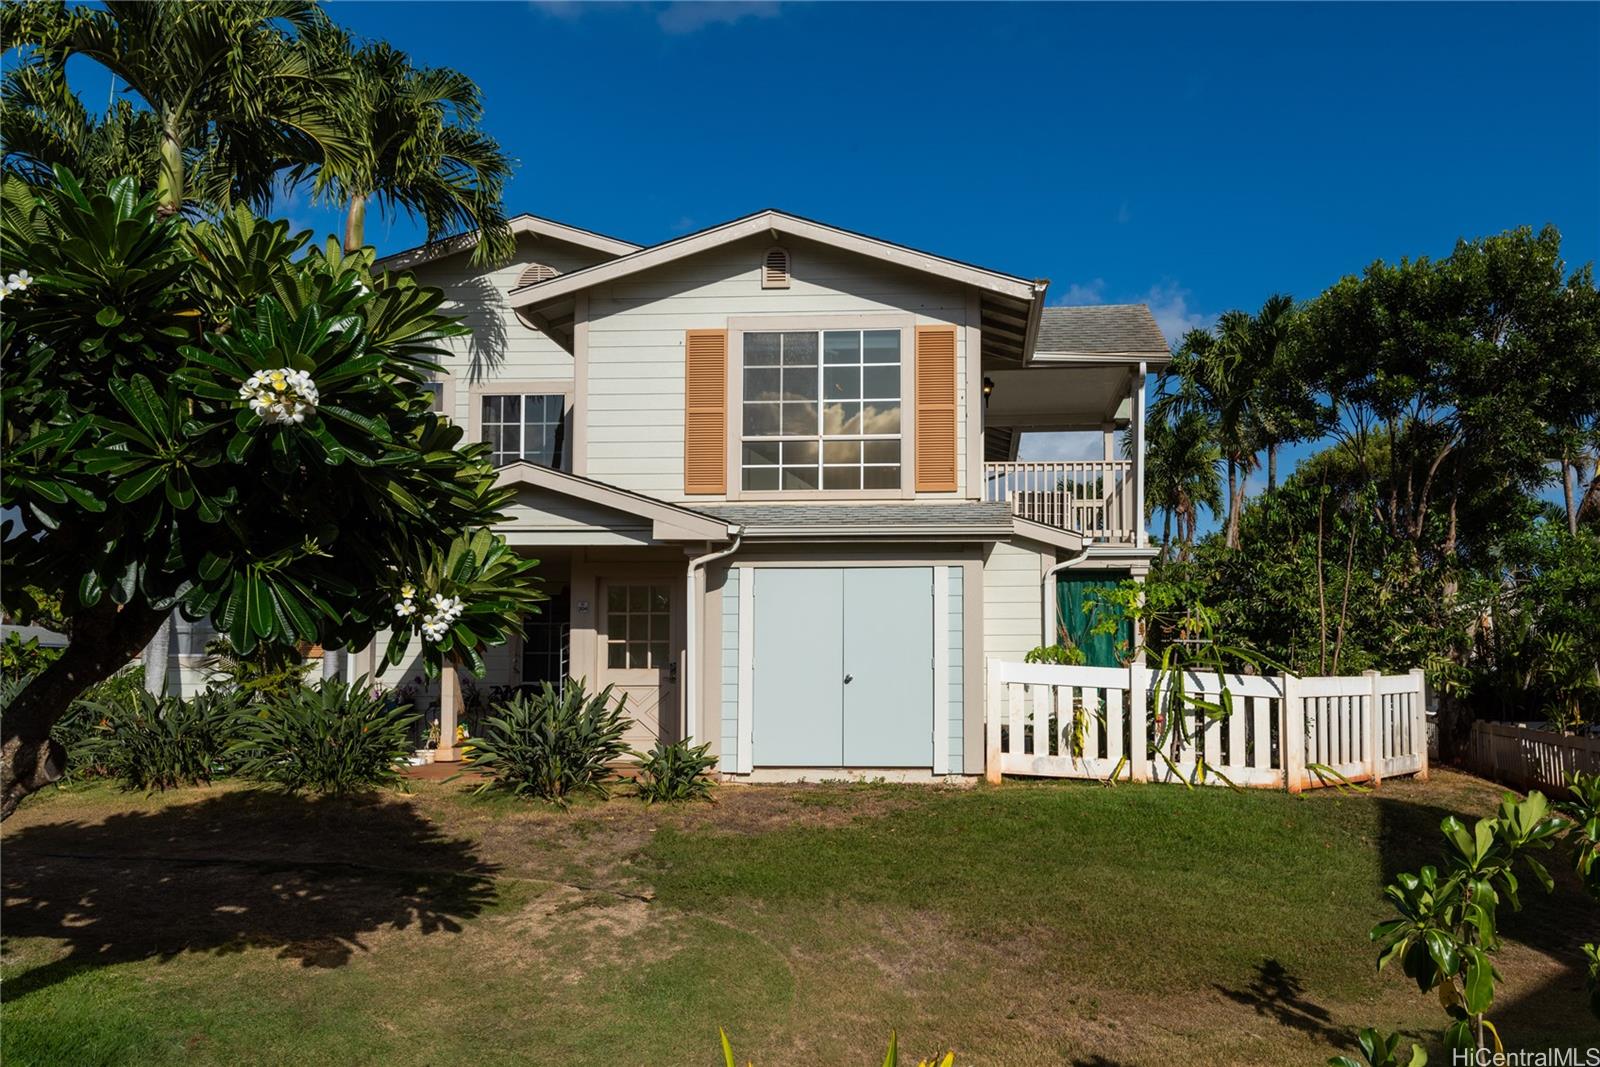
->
<box><xmin>1017</xmin><ymin>430</ymin><xmax>1110</xmax><ymax>463</ymax></box>
<box><xmin>1140</xmin><ymin>281</ymin><xmax>1213</xmax><ymax>348</ymax></box>
<box><xmin>656</xmin><ymin>1</ymin><xmax>780</xmax><ymax>33</ymax></box>
<box><xmin>1052</xmin><ymin>279</ymin><xmax>1106</xmax><ymax>306</ymax></box>
<box><xmin>528</xmin><ymin>1</ymin><xmax>781</xmax><ymax>34</ymax></box>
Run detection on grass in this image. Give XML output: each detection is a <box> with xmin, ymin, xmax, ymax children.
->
<box><xmin>1</xmin><ymin>771</ymin><xmax>1594</xmax><ymax>1066</ymax></box>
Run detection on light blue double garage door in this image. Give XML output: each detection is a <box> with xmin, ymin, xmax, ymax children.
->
<box><xmin>751</xmin><ymin>567</ymin><xmax>934</xmax><ymax>768</ymax></box>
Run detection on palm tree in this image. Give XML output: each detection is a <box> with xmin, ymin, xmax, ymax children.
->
<box><xmin>0</xmin><ymin>67</ymin><xmax>159</xmax><ymax>190</ymax></box>
<box><xmin>1163</xmin><ymin>319</ymin><xmax>1260</xmax><ymax>549</ymax></box>
<box><xmin>4</xmin><ymin>0</ymin><xmax>355</xmax><ymax>216</ymax></box>
<box><xmin>1144</xmin><ymin>405</ymin><xmax>1223</xmax><ymax>560</ymax></box>
<box><xmin>1244</xmin><ymin>294</ymin><xmax>1315</xmax><ymax>492</ymax></box>
<box><xmin>305</xmin><ymin>26</ymin><xmax>514</xmax><ymax>265</ymax></box>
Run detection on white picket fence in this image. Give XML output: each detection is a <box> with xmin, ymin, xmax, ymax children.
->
<box><xmin>984</xmin><ymin>659</ymin><xmax>1428</xmax><ymax>791</ymax></box>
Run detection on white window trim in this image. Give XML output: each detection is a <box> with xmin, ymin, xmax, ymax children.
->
<box><xmin>725</xmin><ymin>313</ymin><xmax>917</xmax><ymax>501</ymax></box>
<box><xmin>467</xmin><ymin>379</ymin><xmax>576</xmax><ymax>471</ymax></box>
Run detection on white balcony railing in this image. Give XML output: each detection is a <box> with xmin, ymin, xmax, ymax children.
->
<box><xmin>983</xmin><ymin>460</ymin><xmax>1137</xmax><ymax>542</ymax></box>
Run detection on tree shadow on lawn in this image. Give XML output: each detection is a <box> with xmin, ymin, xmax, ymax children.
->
<box><xmin>1214</xmin><ymin>957</ymin><xmax>1352</xmax><ymax>1050</ymax></box>
<box><xmin>1369</xmin><ymin>788</ymin><xmax>1595</xmax><ymax>1048</ymax></box>
<box><xmin>1</xmin><ymin>788</ymin><xmax>500</xmax><ymax>1000</ymax></box>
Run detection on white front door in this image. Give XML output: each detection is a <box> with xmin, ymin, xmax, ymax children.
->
<box><xmin>597</xmin><ymin>579</ymin><xmax>682</xmax><ymax>750</ymax></box>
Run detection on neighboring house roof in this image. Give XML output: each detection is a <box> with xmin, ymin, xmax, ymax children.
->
<box><xmin>494</xmin><ymin>462</ymin><xmax>734</xmax><ymax>542</ymax></box>
<box><xmin>1033</xmin><ymin>305</ymin><xmax>1171</xmax><ymax>363</ymax></box>
<box><xmin>507</xmin><ymin>209</ymin><xmax>1050</xmax><ymax>365</ymax></box>
<box><xmin>702</xmin><ymin>502</ymin><xmax>1015</xmax><ymax>541</ymax></box>
<box><xmin>373</xmin><ymin>214</ymin><xmax>641</xmax><ymax>273</ymax></box>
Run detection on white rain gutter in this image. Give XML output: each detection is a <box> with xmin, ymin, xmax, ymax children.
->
<box><xmin>684</xmin><ymin>525</ymin><xmax>744</xmax><ymax>743</ymax></box>
<box><xmin>1042</xmin><ymin>546</ymin><xmax>1091</xmax><ymax>646</ymax></box>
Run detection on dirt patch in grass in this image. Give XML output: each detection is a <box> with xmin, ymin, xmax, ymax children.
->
<box><xmin>3</xmin><ymin>771</ymin><xmax>1595</xmax><ymax>1066</ymax></box>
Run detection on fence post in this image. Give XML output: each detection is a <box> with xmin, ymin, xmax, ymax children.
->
<box><xmin>1364</xmin><ymin>669</ymin><xmax>1381</xmax><ymax>788</ymax></box>
<box><xmin>1128</xmin><ymin>662</ymin><xmax>1150</xmax><ymax>783</ymax></box>
<box><xmin>985</xmin><ymin>658</ymin><xmax>1002</xmax><ymax>785</ymax></box>
<box><xmin>1282</xmin><ymin>673</ymin><xmax>1304</xmax><ymax>794</ymax></box>
<box><xmin>1411</xmin><ymin>667</ymin><xmax>1429</xmax><ymax>781</ymax></box>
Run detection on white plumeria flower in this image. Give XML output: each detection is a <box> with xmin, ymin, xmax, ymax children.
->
<box><xmin>7</xmin><ymin>269</ymin><xmax>32</xmax><ymax>291</ymax></box>
<box><xmin>238</xmin><ymin>367</ymin><xmax>320</xmax><ymax>425</ymax></box>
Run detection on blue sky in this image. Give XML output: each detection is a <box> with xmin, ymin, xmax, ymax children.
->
<box><xmin>61</xmin><ymin>1</ymin><xmax>1600</xmax><ymax>477</ymax></box>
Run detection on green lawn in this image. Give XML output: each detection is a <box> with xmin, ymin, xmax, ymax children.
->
<box><xmin>1</xmin><ymin>771</ymin><xmax>1593</xmax><ymax>1066</ymax></box>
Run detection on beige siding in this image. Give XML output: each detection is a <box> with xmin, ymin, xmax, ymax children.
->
<box><xmin>406</xmin><ymin>234</ymin><xmax>611</xmax><ymax>424</ymax></box>
<box><xmin>983</xmin><ymin>539</ymin><xmax>1045</xmax><ymax>663</ymax></box>
<box><xmin>584</xmin><ymin>234</ymin><xmax>971</xmax><ymax>501</ymax></box>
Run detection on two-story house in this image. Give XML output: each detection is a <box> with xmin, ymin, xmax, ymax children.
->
<box><xmin>334</xmin><ymin>209</ymin><xmax>1167</xmax><ymax>779</ymax></box>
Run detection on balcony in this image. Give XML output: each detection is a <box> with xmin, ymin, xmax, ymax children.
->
<box><xmin>982</xmin><ymin>460</ymin><xmax>1138</xmax><ymax>543</ymax></box>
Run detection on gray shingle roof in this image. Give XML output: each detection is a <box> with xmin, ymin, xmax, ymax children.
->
<box><xmin>1035</xmin><ymin>304</ymin><xmax>1170</xmax><ymax>356</ymax></box>
<box><xmin>701</xmin><ymin>501</ymin><xmax>1014</xmax><ymax>536</ymax></box>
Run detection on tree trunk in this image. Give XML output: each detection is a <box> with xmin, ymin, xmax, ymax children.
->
<box><xmin>1563</xmin><ymin>457</ymin><xmax>1579</xmax><ymax>536</ymax></box>
<box><xmin>142</xmin><ymin>612</ymin><xmax>174</xmax><ymax>697</ymax></box>
<box><xmin>2</xmin><ymin>602</ymin><xmax>169</xmax><ymax>820</ymax></box>
<box><xmin>1267</xmin><ymin>444</ymin><xmax>1278</xmax><ymax>493</ymax></box>
<box><xmin>343</xmin><ymin>193</ymin><xmax>368</xmax><ymax>254</ymax></box>
<box><xmin>1161</xmin><ymin>506</ymin><xmax>1173</xmax><ymax>563</ymax></box>
<box><xmin>155</xmin><ymin>111</ymin><xmax>184</xmax><ymax>218</ymax></box>
<box><xmin>1225</xmin><ymin>460</ymin><xmax>1239</xmax><ymax>549</ymax></box>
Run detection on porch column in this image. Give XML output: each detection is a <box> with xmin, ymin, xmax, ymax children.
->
<box><xmin>435</xmin><ymin>661</ymin><xmax>461</xmax><ymax>762</ymax></box>
<box><xmin>1132</xmin><ymin>363</ymin><xmax>1147</xmax><ymax>548</ymax></box>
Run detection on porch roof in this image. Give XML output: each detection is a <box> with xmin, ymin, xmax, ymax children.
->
<box><xmin>494</xmin><ymin>463</ymin><xmax>735</xmax><ymax>544</ymax></box>
<box><xmin>701</xmin><ymin>501</ymin><xmax>1015</xmax><ymax>541</ymax></box>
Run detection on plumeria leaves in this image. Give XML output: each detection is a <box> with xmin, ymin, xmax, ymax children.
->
<box><xmin>1</xmin><ymin>170</ymin><xmax>511</xmax><ymax>664</ymax></box>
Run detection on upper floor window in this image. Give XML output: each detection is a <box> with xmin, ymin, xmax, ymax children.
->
<box><xmin>740</xmin><ymin>329</ymin><xmax>901</xmax><ymax>491</ymax></box>
<box><xmin>482</xmin><ymin>394</ymin><xmax>565</xmax><ymax>468</ymax></box>
<box><xmin>422</xmin><ymin>380</ymin><xmax>446</xmax><ymax>414</ymax></box>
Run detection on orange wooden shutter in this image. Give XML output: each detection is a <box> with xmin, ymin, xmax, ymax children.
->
<box><xmin>683</xmin><ymin>329</ymin><xmax>728</xmax><ymax>494</ymax></box>
<box><xmin>914</xmin><ymin>325</ymin><xmax>959</xmax><ymax>492</ymax></box>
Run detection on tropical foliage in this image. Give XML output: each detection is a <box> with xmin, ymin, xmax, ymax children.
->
<box><xmin>2</xmin><ymin>0</ymin><xmax>353</xmax><ymax>215</ymax></box>
<box><xmin>634</xmin><ymin>738</ymin><xmax>717</xmax><ymax>805</ymax></box>
<box><xmin>0</xmin><ymin>170</ymin><xmax>535</xmax><ymax>816</ymax></box>
<box><xmin>2</xmin><ymin>0</ymin><xmax>513</xmax><ymax>261</ymax></box>
<box><xmin>300</xmin><ymin>21</ymin><xmax>514</xmax><ymax>263</ymax></box>
<box><xmin>1139</xmin><ymin>225</ymin><xmax>1600</xmax><ymax>742</ymax></box>
<box><xmin>75</xmin><ymin>687</ymin><xmax>241</xmax><ymax>791</ymax></box>
<box><xmin>228</xmin><ymin>678</ymin><xmax>418</xmax><ymax>794</ymax></box>
<box><xmin>464</xmin><ymin>680</ymin><xmax>633</xmax><ymax>802</ymax></box>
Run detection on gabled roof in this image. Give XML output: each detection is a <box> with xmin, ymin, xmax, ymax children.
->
<box><xmin>494</xmin><ymin>462</ymin><xmax>733</xmax><ymax>542</ymax></box>
<box><xmin>507</xmin><ymin>209</ymin><xmax>1044</xmax><ymax>306</ymax></box>
<box><xmin>374</xmin><ymin>214</ymin><xmax>640</xmax><ymax>273</ymax></box>
<box><xmin>506</xmin><ymin>208</ymin><xmax>1048</xmax><ymax>364</ymax></box>
<box><xmin>1033</xmin><ymin>305</ymin><xmax>1171</xmax><ymax>363</ymax></box>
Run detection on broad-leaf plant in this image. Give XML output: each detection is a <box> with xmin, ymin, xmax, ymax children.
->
<box><xmin>0</xmin><ymin>168</ymin><xmax>540</xmax><ymax>817</ymax></box>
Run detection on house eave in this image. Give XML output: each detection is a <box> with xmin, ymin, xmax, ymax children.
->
<box><xmin>507</xmin><ymin>209</ymin><xmax>1042</xmax><ymax>311</ymax></box>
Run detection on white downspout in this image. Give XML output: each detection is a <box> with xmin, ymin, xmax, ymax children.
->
<box><xmin>684</xmin><ymin>525</ymin><xmax>744</xmax><ymax>744</ymax></box>
<box><xmin>1042</xmin><ymin>546</ymin><xmax>1091</xmax><ymax>647</ymax></box>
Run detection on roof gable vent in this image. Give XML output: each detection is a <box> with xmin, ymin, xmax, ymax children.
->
<box><xmin>513</xmin><ymin>262</ymin><xmax>562</xmax><ymax>330</ymax></box>
<box><xmin>761</xmin><ymin>246</ymin><xmax>790</xmax><ymax>289</ymax></box>
<box><xmin>516</xmin><ymin>261</ymin><xmax>560</xmax><ymax>288</ymax></box>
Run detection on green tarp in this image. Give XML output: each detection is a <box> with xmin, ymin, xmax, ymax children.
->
<box><xmin>1055</xmin><ymin>572</ymin><xmax>1130</xmax><ymax>667</ymax></box>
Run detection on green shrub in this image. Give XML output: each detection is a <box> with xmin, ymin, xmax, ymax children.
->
<box><xmin>465</xmin><ymin>679</ymin><xmax>631</xmax><ymax>802</ymax></box>
<box><xmin>1024</xmin><ymin>642</ymin><xmax>1086</xmax><ymax>666</ymax></box>
<box><xmin>0</xmin><ymin>632</ymin><xmax>62</xmax><ymax>677</ymax></box>
<box><xmin>228</xmin><ymin>678</ymin><xmax>417</xmax><ymax>794</ymax></box>
<box><xmin>79</xmin><ymin>688</ymin><xmax>241</xmax><ymax>791</ymax></box>
<box><xmin>635</xmin><ymin>738</ymin><xmax>717</xmax><ymax>804</ymax></box>
<box><xmin>54</xmin><ymin>666</ymin><xmax>149</xmax><ymax>780</ymax></box>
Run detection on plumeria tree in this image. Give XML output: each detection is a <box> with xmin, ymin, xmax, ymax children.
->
<box><xmin>0</xmin><ymin>169</ymin><xmax>540</xmax><ymax>817</ymax></box>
